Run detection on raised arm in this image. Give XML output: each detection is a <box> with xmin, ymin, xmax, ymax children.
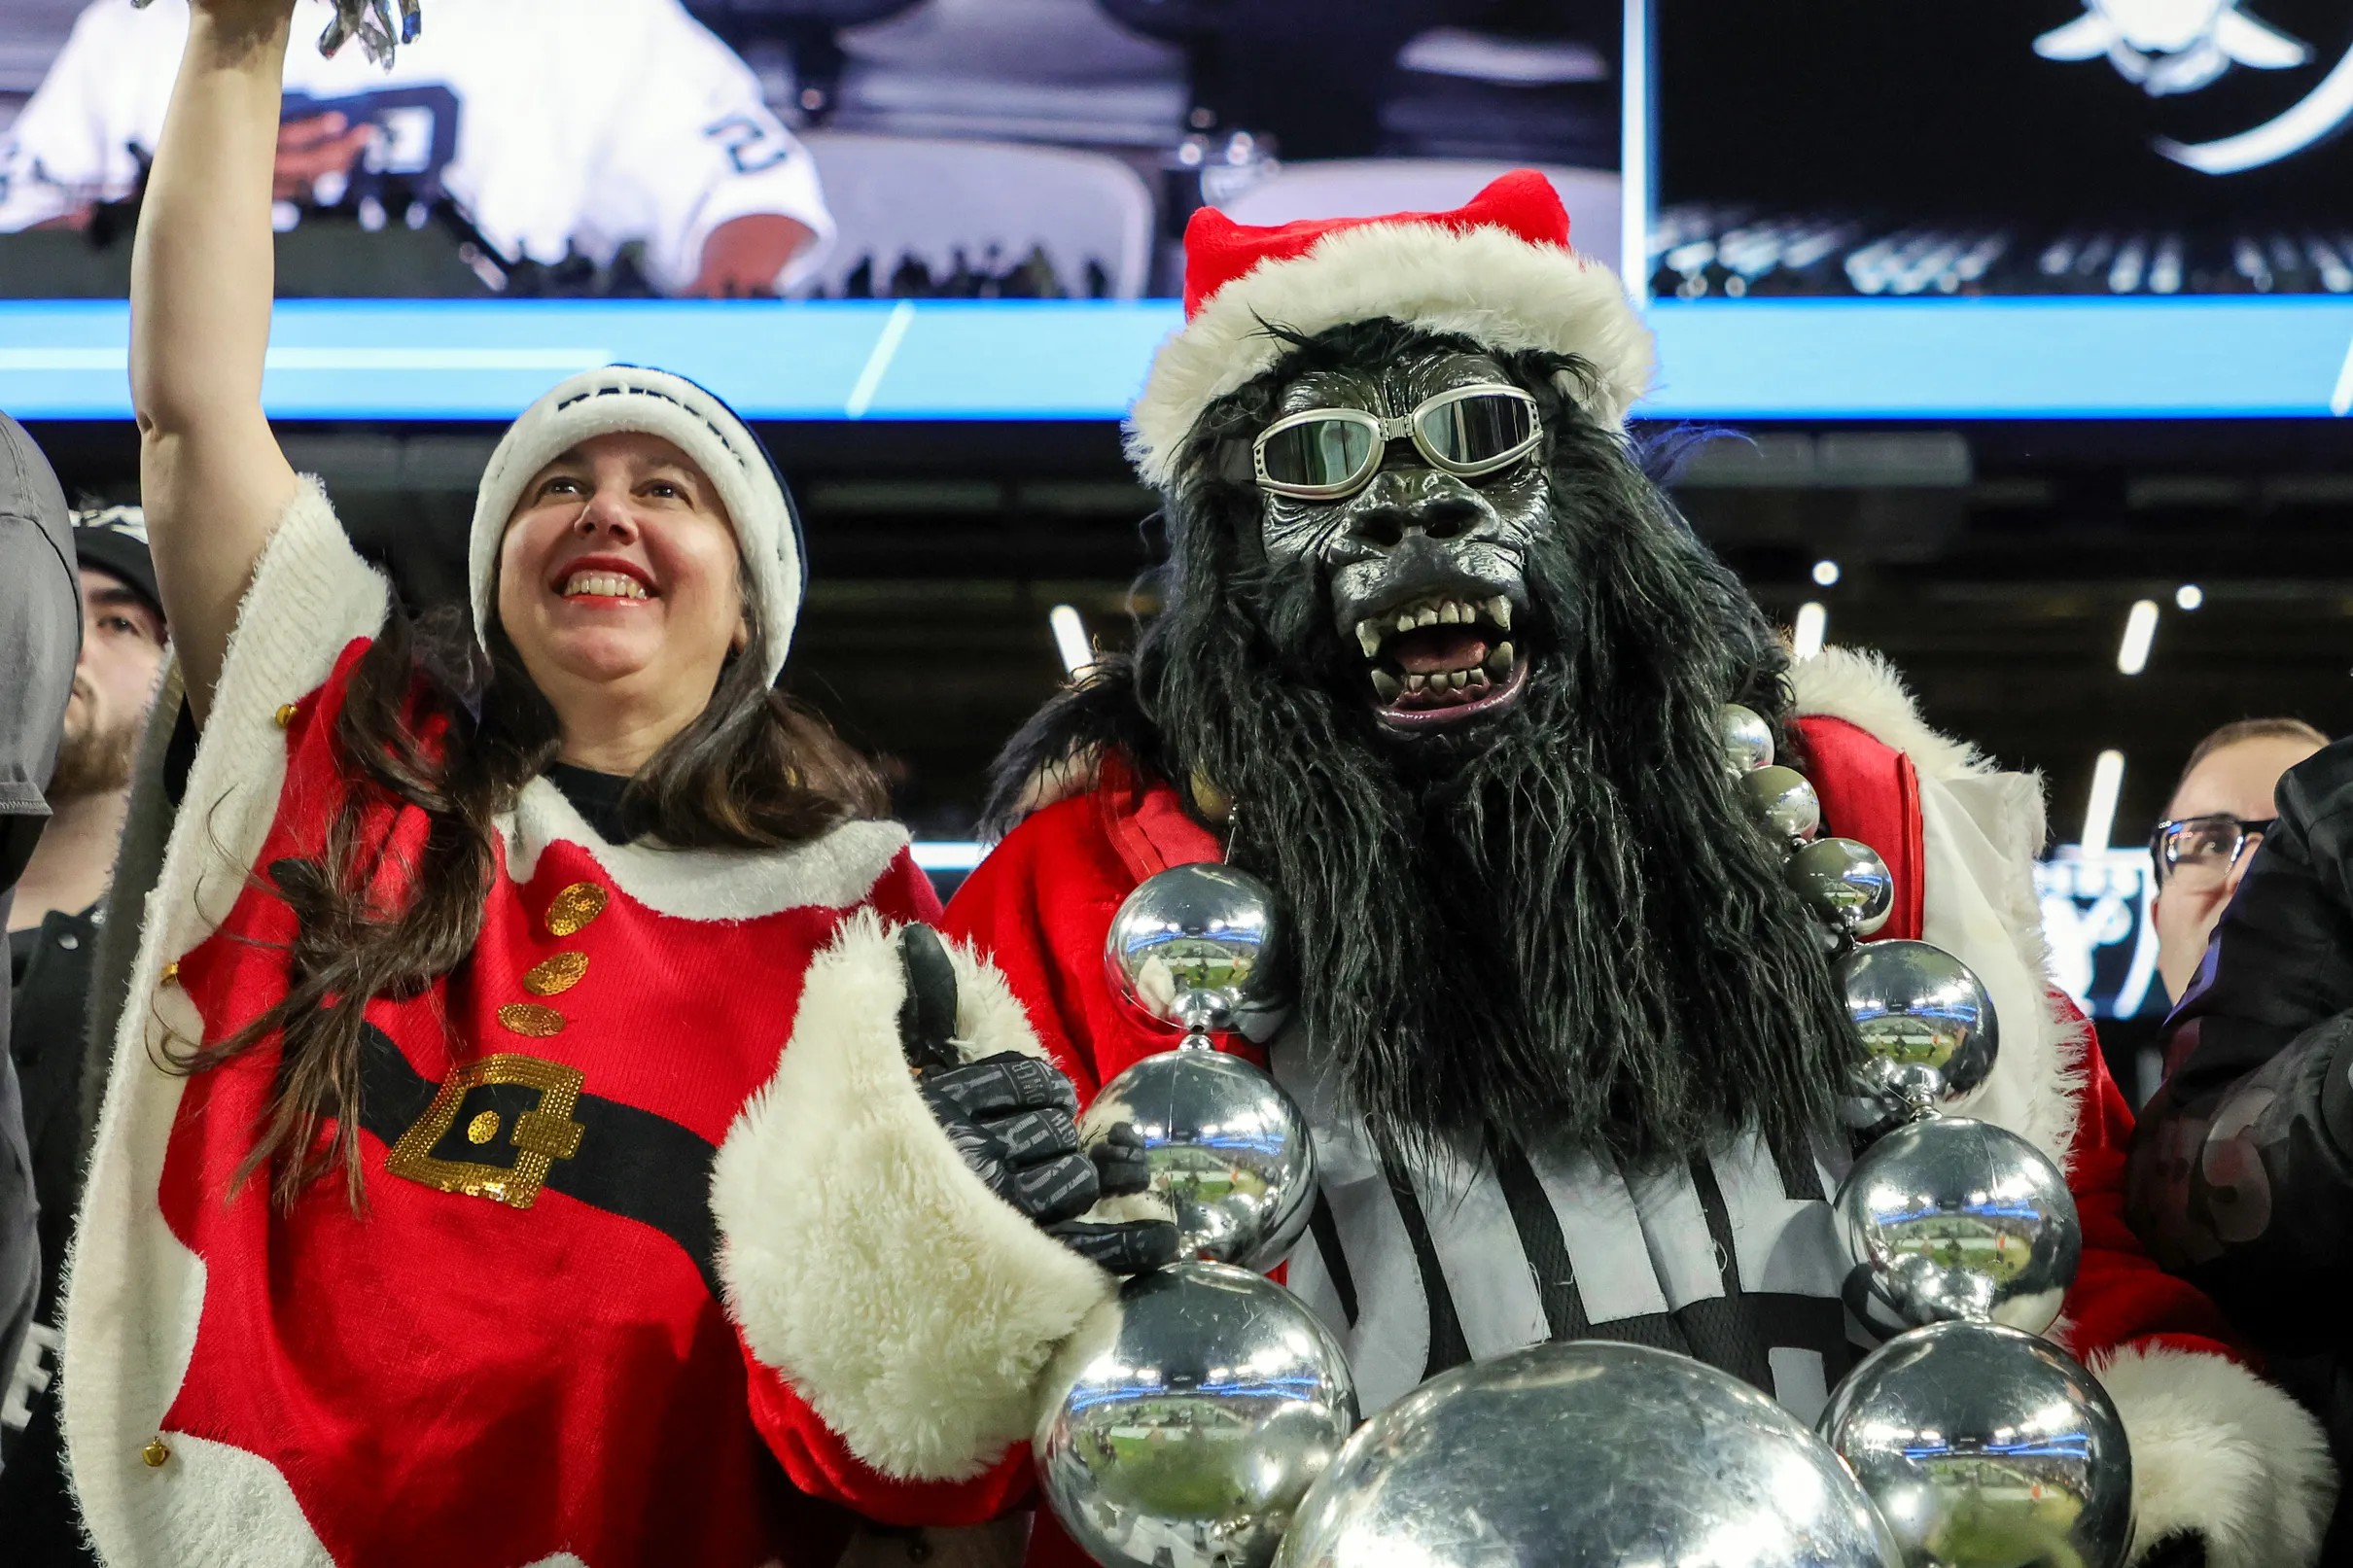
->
<box><xmin>129</xmin><ymin>0</ymin><xmax>302</xmax><ymax>725</ymax></box>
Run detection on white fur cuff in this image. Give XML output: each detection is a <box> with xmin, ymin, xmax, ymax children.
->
<box><xmin>2092</xmin><ymin>1344</ymin><xmax>2336</xmax><ymax>1567</ymax></box>
<box><xmin>711</xmin><ymin>911</ymin><xmax>1111</xmax><ymax>1481</ymax></box>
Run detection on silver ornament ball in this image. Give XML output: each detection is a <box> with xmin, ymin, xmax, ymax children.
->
<box><xmin>1720</xmin><ymin>702</ymin><xmax>1775</xmax><ymax>773</ymax></box>
<box><xmin>1834</xmin><ymin>1116</ymin><xmax>2081</xmax><ymax>1339</ymax></box>
<box><xmin>1277</xmin><ymin>1340</ymin><xmax>1901</xmax><ymax>1568</ymax></box>
<box><xmin>1821</xmin><ymin>1320</ymin><xmax>2134</xmax><ymax>1568</ymax></box>
<box><xmin>1081</xmin><ymin>1047</ymin><xmax>1317</xmax><ymax>1269</ymax></box>
<box><xmin>1743</xmin><ymin>763</ymin><xmax>1824</xmax><ymax>843</ymax></box>
<box><xmin>1105</xmin><ymin>863</ymin><xmax>1290</xmax><ymax>1043</ymax></box>
<box><xmin>1839</xmin><ymin>940</ymin><xmax>2001</xmax><ymax>1131</ymax></box>
<box><xmin>1789</xmin><ymin>836</ymin><xmax>1897</xmax><ymax>938</ymax></box>
<box><xmin>1035</xmin><ymin>1261</ymin><xmax>1358</xmax><ymax>1568</ymax></box>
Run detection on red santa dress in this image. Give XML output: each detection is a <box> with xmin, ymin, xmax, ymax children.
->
<box><xmin>61</xmin><ymin>482</ymin><xmax>1114</xmax><ymax>1568</ymax></box>
<box><xmin>941</xmin><ymin>648</ymin><xmax>2336</xmax><ymax>1568</ymax></box>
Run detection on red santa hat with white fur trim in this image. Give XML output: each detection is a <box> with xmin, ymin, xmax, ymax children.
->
<box><xmin>1124</xmin><ymin>169</ymin><xmax>1653</xmax><ymax>490</ymax></box>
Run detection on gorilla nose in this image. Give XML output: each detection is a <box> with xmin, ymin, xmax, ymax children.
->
<box><xmin>1348</xmin><ymin>495</ymin><xmax>1485</xmax><ymax>550</ymax></box>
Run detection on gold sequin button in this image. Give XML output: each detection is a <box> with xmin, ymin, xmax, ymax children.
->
<box><xmin>160</xmin><ymin>960</ymin><xmax>181</xmax><ymax>987</ymax></box>
<box><xmin>544</xmin><ymin>882</ymin><xmax>609</xmax><ymax>937</ymax></box>
<box><xmin>497</xmin><ymin>1002</ymin><xmax>566</xmax><ymax>1038</ymax></box>
<box><xmin>272</xmin><ymin>703</ymin><xmax>298</xmax><ymax>729</ymax></box>
<box><xmin>466</xmin><ymin>1110</ymin><xmax>502</xmax><ymax>1145</ymax></box>
<box><xmin>523</xmin><ymin>951</ymin><xmax>588</xmax><ymax>996</ymax></box>
<box><xmin>140</xmin><ymin>1437</ymin><xmax>169</xmax><ymax>1468</ymax></box>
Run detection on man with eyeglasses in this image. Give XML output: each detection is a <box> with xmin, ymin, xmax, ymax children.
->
<box><xmin>2127</xmin><ymin>716</ymin><xmax>2353</xmax><ymax>1558</ymax></box>
<box><xmin>2150</xmin><ymin>717</ymin><xmax>2328</xmax><ymax>1004</ymax></box>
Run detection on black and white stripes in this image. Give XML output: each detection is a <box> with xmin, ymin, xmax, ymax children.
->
<box><xmin>1276</xmin><ymin>1051</ymin><xmax>1860</xmax><ymax>1422</ymax></box>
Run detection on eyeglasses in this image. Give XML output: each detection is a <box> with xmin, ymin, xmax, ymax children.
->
<box><xmin>1251</xmin><ymin>384</ymin><xmax>1543</xmax><ymax>500</ymax></box>
<box><xmin>2149</xmin><ymin>814</ymin><xmax>2275</xmax><ymax>887</ymax></box>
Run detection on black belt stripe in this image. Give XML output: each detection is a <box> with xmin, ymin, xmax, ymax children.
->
<box><xmin>355</xmin><ymin>1023</ymin><xmax>724</xmax><ymax>1301</ymax></box>
<box><xmin>1376</xmin><ymin>1141</ymin><xmax>1470</xmax><ymax>1378</ymax></box>
<box><xmin>1769</xmin><ymin>1134</ymin><xmax>1826</xmax><ymax>1202</ymax></box>
<box><xmin>1491</xmin><ymin>1145</ymin><xmax>1593</xmax><ymax>1342</ymax></box>
<box><xmin>1307</xmin><ymin>1190</ymin><xmax>1359</xmax><ymax>1329</ymax></box>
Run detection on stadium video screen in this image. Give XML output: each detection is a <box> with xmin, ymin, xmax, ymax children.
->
<box><xmin>1649</xmin><ymin>0</ymin><xmax>2353</xmax><ymax>300</ymax></box>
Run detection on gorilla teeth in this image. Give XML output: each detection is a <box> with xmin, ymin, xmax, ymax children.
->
<box><xmin>1489</xmin><ymin>597</ymin><xmax>1512</xmax><ymax>630</ymax></box>
<box><xmin>1487</xmin><ymin>641</ymin><xmax>1515</xmax><ymax>674</ymax></box>
<box><xmin>1357</xmin><ymin>620</ymin><xmax>1386</xmax><ymax>657</ymax></box>
<box><xmin>1371</xmin><ymin>669</ymin><xmax>1403</xmax><ymax>700</ymax></box>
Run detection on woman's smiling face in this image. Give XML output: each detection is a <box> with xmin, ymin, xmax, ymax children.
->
<box><xmin>495</xmin><ymin>430</ymin><xmax>747</xmax><ymax>705</ymax></box>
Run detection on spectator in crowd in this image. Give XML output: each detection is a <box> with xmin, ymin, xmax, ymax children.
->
<box><xmin>1</xmin><ymin>508</ymin><xmax>164</xmax><ymax>1559</ymax></box>
<box><xmin>2149</xmin><ymin>716</ymin><xmax>2328</xmax><ymax>1003</ymax></box>
<box><xmin>0</xmin><ymin>0</ymin><xmax>832</xmax><ymax>296</ymax></box>
<box><xmin>2127</xmin><ymin>718</ymin><xmax>2353</xmax><ymax>1556</ymax></box>
<box><xmin>0</xmin><ymin>413</ymin><xmax>82</xmax><ymax>1479</ymax></box>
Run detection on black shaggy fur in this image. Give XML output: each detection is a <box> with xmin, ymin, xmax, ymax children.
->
<box><xmin>988</xmin><ymin>321</ymin><xmax>1862</xmax><ymax>1166</ymax></box>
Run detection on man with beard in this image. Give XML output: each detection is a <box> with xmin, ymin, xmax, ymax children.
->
<box><xmin>940</xmin><ymin>174</ymin><xmax>2334</xmax><ymax>1567</ymax></box>
<box><xmin>3</xmin><ymin>507</ymin><xmax>165</xmax><ymax>1555</ymax></box>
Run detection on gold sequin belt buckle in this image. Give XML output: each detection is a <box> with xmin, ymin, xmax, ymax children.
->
<box><xmin>384</xmin><ymin>1053</ymin><xmax>588</xmax><ymax>1210</ymax></box>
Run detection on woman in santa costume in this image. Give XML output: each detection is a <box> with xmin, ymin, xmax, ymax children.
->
<box><xmin>58</xmin><ymin>2</ymin><xmax>1171</xmax><ymax>1563</ymax></box>
<box><xmin>939</xmin><ymin>175</ymin><xmax>2337</xmax><ymax>1566</ymax></box>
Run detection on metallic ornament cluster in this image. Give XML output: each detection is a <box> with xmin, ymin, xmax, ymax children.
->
<box><xmin>1720</xmin><ymin>704</ymin><xmax>2136</xmax><ymax>1568</ymax></box>
<box><xmin>1036</xmin><ymin>864</ymin><xmax>1353</xmax><ymax>1568</ymax></box>
<box><xmin>1277</xmin><ymin>1341</ymin><xmax>1904</xmax><ymax>1568</ymax></box>
<box><xmin>1034</xmin><ymin>1263</ymin><xmax>1358</xmax><ymax>1568</ymax></box>
<box><xmin>133</xmin><ymin>0</ymin><xmax>420</xmax><ymax>66</ymax></box>
<box><xmin>1723</xmin><ymin>702</ymin><xmax>1894</xmax><ymax>939</ymax></box>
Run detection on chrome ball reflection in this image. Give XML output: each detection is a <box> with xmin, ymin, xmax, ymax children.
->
<box><xmin>1035</xmin><ymin>1262</ymin><xmax>1358</xmax><ymax>1568</ymax></box>
<box><xmin>1082</xmin><ymin>1048</ymin><xmax>1317</xmax><ymax>1268</ymax></box>
<box><xmin>1820</xmin><ymin>1321</ymin><xmax>2134</xmax><ymax>1568</ymax></box>
<box><xmin>1743</xmin><ymin>763</ymin><xmax>1824</xmax><ymax>843</ymax></box>
<box><xmin>1789</xmin><ymin>836</ymin><xmax>1897</xmax><ymax>938</ymax></box>
<box><xmin>1720</xmin><ymin>701</ymin><xmax>1775</xmax><ymax>773</ymax></box>
<box><xmin>1105</xmin><ymin>863</ymin><xmax>1290</xmax><ymax>1042</ymax></box>
<box><xmin>1839</xmin><ymin>940</ymin><xmax>2001</xmax><ymax>1130</ymax></box>
<box><xmin>1277</xmin><ymin>1341</ymin><xmax>1902</xmax><ymax>1568</ymax></box>
<box><xmin>1834</xmin><ymin>1116</ymin><xmax>2081</xmax><ymax>1339</ymax></box>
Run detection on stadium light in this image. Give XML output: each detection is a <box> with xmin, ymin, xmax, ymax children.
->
<box><xmin>2082</xmin><ymin>749</ymin><xmax>2125</xmax><ymax>857</ymax></box>
<box><xmin>1049</xmin><ymin>604</ymin><xmax>1094</xmax><ymax>679</ymax></box>
<box><xmin>2116</xmin><ymin>600</ymin><xmax>2160</xmax><ymax>676</ymax></box>
<box><xmin>2175</xmin><ymin>583</ymin><xmax>2203</xmax><ymax>610</ymax></box>
<box><xmin>1811</xmin><ymin>559</ymin><xmax>1842</xmax><ymax>587</ymax></box>
<box><xmin>1793</xmin><ymin>601</ymin><xmax>1828</xmax><ymax>659</ymax></box>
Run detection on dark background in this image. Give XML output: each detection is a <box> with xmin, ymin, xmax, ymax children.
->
<box><xmin>1658</xmin><ymin>0</ymin><xmax>2353</xmax><ymax>225</ymax></box>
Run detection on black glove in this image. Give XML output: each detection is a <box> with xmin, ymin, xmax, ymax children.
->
<box><xmin>898</xmin><ymin>925</ymin><xmax>1177</xmax><ymax>1274</ymax></box>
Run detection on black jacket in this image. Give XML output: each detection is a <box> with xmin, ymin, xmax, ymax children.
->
<box><xmin>2127</xmin><ymin>737</ymin><xmax>2353</xmax><ymax>1554</ymax></box>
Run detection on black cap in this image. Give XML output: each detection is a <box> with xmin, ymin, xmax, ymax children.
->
<box><xmin>70</xmin><ymin>506</ymin><xmax>162</xmax><ymax>624</ymax></box>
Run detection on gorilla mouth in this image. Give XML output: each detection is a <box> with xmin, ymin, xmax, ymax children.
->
<box><xmin>1352</xmin><ymin>592</ymin><xmax>1528</xmax><ymax>730</ymax></box>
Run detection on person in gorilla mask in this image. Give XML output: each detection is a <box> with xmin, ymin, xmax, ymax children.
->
<box><xmin>940</xmin><ymin>173</ymin><xmax>2335</xmax><ymax>1568</ymax></box>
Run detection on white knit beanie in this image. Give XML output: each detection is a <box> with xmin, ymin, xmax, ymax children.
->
<box><xmin>469</xmin><ymin>366</ymin><xmax>804</xmax><ymax>683</ymax></box>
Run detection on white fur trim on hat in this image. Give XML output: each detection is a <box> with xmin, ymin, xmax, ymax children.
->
<box><xmin>1125</xmin><ymin>221</ymin><xmax>1653</xmax><ymax>490</ymax></box>
<box><xmin>469</xmin><ymin>366</ymin><xmax>802</xmax><ymax>682</ymax></box>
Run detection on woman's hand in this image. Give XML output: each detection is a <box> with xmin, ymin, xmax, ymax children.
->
<box><xmin>899</xmin><ymin>925</ymin><xmax>1177</xmax><ymax>1274</ymax></box>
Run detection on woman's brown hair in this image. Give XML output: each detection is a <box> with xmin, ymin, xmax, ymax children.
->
<box><xmin>169</xmin><ymin>566</ymin><xmax>887</xmax><ymax>1210</ymax></box>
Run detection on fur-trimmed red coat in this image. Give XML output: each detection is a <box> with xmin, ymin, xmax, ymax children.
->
<box><xmin>941</xmin><ymin>649</ymin><xmax>2335</xmax><ymax>1568</ymax></box>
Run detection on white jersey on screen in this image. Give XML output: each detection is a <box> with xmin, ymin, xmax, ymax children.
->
<box><xmin>0</xmin><ymin>0</ymin><xmax>833</xmax><ymax>293</ymax></box>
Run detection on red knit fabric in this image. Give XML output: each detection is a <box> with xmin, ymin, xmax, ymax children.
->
<box><xmin>943</xmin><ymin>729</ymin><xmax>2255</xmax><ymax>1565</ymax></box>
<box><xmin>1179</xmin><ymin>169</ymin><xmax>1573</xmax><ymax>319</ymax></box>
<box><xmin>158</xmin><ymin>639</ymin><xmax>957</xmax><ymax>1566</ymax></box>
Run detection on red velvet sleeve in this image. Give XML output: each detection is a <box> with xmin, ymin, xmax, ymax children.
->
<box><xmin>2054</xmin><ymin>1002</ymin><xmax>2248</xmax><ymax>1368</ymax></box>
<box><xmin>731</xmin><ymin>840</ymin><xmax>1034</xmax><ymax>1527</ymax></box>
<box><xmin>942</xmin><ymin>793</ymin><xmax>1149</xmax><ymax>1100</ymax></box>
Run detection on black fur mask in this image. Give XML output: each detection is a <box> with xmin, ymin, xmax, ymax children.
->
<box><xmin>991</xmin><ymin>321</ymin><xmax>1860</xmax><ymax>1166</ymax></box>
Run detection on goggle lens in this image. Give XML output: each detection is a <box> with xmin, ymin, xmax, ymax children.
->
<box><xmin>1256</xmin><ymin>417</ymin><xmax>1378</xmax><ymax>492</ymax></box>
<box><xmin>1416</xmin><ymin>392</ymin><xmax>1537</xmax><ymax>470</ymax></box>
